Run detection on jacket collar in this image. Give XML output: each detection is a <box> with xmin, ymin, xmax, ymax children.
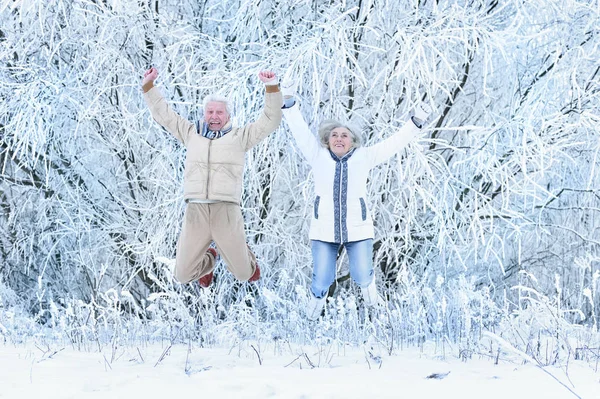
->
<box><xmin>197</xmin><ymin>121</ymin><xmax>233</xmax><ymax>139</ymax></box>
<box><xmin>328</xmin><ymin>147</ymin><xmax>356</xmax><ymax>162</ymax></box>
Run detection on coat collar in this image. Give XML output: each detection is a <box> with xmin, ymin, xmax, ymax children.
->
<box><xmin>328</xmin><ymin>147</ymin><xmax>356</xmax><ymax>162</ymax></box>
<box><xmin>197</xmin><ymin>121</ymin><xmax>233</xmax><ymax>139</ymax></box>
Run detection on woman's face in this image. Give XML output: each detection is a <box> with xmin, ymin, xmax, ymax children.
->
<box><xmin>328</xmin><ymin>127</ymin><xmax>353</xmax><ymax>157</ymax></box>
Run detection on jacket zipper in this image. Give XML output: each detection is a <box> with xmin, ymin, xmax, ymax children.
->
<box><xmin>206</xmin><ymin>139</ymin><xmax>212</xmax><ymax>199</ymax></box>
<box><xmin>338</xmin><ymin>161</ymin><xmax>344</xmax><ymax>242</ymax></box>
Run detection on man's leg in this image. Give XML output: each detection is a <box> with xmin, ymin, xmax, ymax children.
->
<box><xmin>174</xmin><ymin>203</ymin><xmax>215</xmax><ymax>283</ymax></box>
<box><xmin>211</xmin><ymin>202</ymin><xmax>256</xmax><ymax>281</ymax></box>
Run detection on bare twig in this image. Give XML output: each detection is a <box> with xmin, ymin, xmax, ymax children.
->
<box><xmin>250</xmin><ymin>344</ymin><xmax>263</xmax><ymax>366</ymax></box>
<box><xmin>136</xmin><ymin>347</ymin><xmax>144</xmax><ymax>363</ymax></box>
<box><xmin>154</xmin><ymin>345</ymin><xmax>172</xmax><ymax>368</ymax></box>
<box><xmin>483</xmin><ymin>332</ymin><xmax>583</xmax><ymax>399</ymax></box>
<box><xmin>284</xmin><ymin>354</ymin><xmax>303</xmax><ymax>368</ymax></box>
<box><xmin>303</xmin><ymin>353</ymin><xmax>315</xmax><ymax>369</ymax></box>
<box><xmin>103</xmin><ymin>354</ymin><xmax>112</xmax><ymax>371</ymax></box>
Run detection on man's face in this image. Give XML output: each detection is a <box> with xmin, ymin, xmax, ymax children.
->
<box><xmin>204</xmin><ymin>101</ymin><xmax>230</xmax><ymax>131</ymax></box>
<box><xmin>328</xmin><ymin>127</ymin><xmax>353</xmax><ymax>157</ymax></box>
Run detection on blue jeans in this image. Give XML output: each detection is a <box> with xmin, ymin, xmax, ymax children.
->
<box><xmin>310</xmin><ymin>239</ymin><xmax>374</xmax><ymax>299</ymax></box>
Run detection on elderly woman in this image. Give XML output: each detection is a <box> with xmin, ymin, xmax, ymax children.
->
<box><xmin>282</xmin><ymin>90</ymin><xmax>431</xmax><ymax>320</ymax></box>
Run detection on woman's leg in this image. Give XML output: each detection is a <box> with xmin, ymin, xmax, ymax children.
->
<box><xmin>346</xmin><ymin>238</ymin><xmax>380</xmax><ymax>306</ymax></box>
<box><xmin>310</xmin><ymin>240</ymin><xmax>339</xmax><ymax>298</ymax></box>
<box><xmin>345</xmin><ymin>238</ymin><xmax>374</xmax><ymax>288</ymax></box>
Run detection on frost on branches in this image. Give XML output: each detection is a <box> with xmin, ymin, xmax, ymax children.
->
<box><xmin>0</xmin><ymin>0</ymin><xmax>598</xmax><ymax>360</ymax></box>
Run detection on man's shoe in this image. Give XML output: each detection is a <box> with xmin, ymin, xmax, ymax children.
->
<box><xmin>248</xmin><ymin>263</ymin><xmax>260</xmax><ymax>283</ymax></box>
<box><xmin>199</xmin><ymin>248</ymin><xmax>218</xmax><ymax>288</ymax></box>
<box><xmin>207</xmin><ymin>248</ymin><xmax>217</xmax><ymax>260</ymax></box>
<box><xmin>198</xmin><ymin>272</ymin><xmax>213</xmax><ymax>288</ymax></box>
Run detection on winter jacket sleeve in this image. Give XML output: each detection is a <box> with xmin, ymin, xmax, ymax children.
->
<box><xmin>364</xmin><ymin>120</ymin><xmax>422</xmax><ymax>168</ymax></box>
<box><xmin>143</xmin><ymin>87</ymin><xmax>195</xmax><ymax>145</ymax></box>
<box><xmin>241</xmin><ymin>84</ymin><xmax>283</xmax><ymax>151</ymax></box>
<box><xmin>282</xmin><ymin>104</ymin><xmax>323</xmax><ymax>165</ymax></box>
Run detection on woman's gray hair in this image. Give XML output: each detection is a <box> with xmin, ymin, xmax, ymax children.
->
<box><xmin>317</xmin><ymin>119</ymin><xmax>362</xmax><ymax>149</ymax></box>
<box><xmin>202</xmin><ymin>94</ymin><xmax>232</xmax><ymax>115</ymax></box>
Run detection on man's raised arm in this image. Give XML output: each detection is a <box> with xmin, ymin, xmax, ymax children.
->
<box><xmin>242</xmin><ymin>70</ymin><xmax>283</xmax><ymax>150</ymax></box>
<box><xmin>142</xmin><ymin>67</ymin><xmax>195</xmax><ymax>145</ymax></box>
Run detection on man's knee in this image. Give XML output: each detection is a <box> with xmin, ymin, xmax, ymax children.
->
<box><xmin>174</xmin><ymin>254</ymin><xmax>214</xmax><ymax>284</ymax></box>
<box><xmin>174</xmin><ymin>264</ymin><xmax>194</xmax><ymax>284</ymax></box>
<box><xmin>232</xmin><ymin>265</ymin><xmax>253</xmax><ymax>282</ymax></box>
<box><xmin>226</xmin><ymin>247</ymin><xmax>255</xmax><ymax>281</ymax></box>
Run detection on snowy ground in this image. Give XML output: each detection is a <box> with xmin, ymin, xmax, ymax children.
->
<box><xmin>0</xmin><ymin>341</ymin><xmax>598</xmax><ymax>399</ymax></box>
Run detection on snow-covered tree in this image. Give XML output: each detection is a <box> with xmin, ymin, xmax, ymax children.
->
<box><xmin>0</xmin><ymin>0</ymin><xmax>598</xmax><ymax>351</ymax></box>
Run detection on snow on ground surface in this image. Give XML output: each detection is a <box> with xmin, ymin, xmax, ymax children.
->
<box><xmin>0</xmin><ymin>342</ymin><xmax>598</xmax><ymax>399</ymax></box>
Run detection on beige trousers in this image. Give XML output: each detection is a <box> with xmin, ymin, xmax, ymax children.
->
<box><xmin>174</xmin><ymin>202</ymin><xmax>257</xmax><ymax>283</ymax></box>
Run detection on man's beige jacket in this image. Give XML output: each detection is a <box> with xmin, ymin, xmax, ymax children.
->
<box><xmin>144</xmin><ymin>85</ymin><xmax>282</xmax><ymax>204</ymax></box>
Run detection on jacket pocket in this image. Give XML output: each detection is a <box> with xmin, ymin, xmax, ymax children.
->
<box><xmin>212</xmin><ymin>165</ymin><xmax>238</xmax><ymax>197</ymax></box>
<box><xmin>359</xmin><ymin>197</ymin><xmax>367</xmax><ymax>221</ymax></box>
<box><xmin>184</xmin><ymin>162</ymin><xmax>206</xmax><ymax>188</ymax></box>
<box><xmin>314</xmin><ymin>196</ymin><xmax>320</xmax><ymax>219</ymax></box>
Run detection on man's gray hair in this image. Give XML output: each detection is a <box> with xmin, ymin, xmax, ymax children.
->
<box><xmin>317</xmin><ymin>119</ymin><xmax>362</xmax><ymax>149</ymax></box>
<box><xmin>202</xmin><ymin>94</ymin><xmax>232</xmax><ymax>115</ymax></box>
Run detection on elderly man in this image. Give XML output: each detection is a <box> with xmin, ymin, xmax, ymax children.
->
<box><xmin>141</xmin><ymin>67</ymin><xmax>282</xmax><ymax>287</ymax></box>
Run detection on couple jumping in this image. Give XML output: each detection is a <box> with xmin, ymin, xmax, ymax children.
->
<box><xmin>141</xmin><ymin>67</ymin><xmax>431</xmax><ymax>320</ymax></box>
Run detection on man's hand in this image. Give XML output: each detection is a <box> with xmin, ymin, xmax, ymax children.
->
<box><xmin>258</xmin><ymin>70</ymin><xmax>277</xmax><ymax>84</ymax></box>
<box><xmin>142</xmin><ymin>67</ymin><xmax>158</xmax><ymax>86</ymax></box>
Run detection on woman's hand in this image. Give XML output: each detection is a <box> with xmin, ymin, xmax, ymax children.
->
<box><xmin>414</xmin><ymin>102</ymin><xmax>432</xmax><ymax>122</ymax></box>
